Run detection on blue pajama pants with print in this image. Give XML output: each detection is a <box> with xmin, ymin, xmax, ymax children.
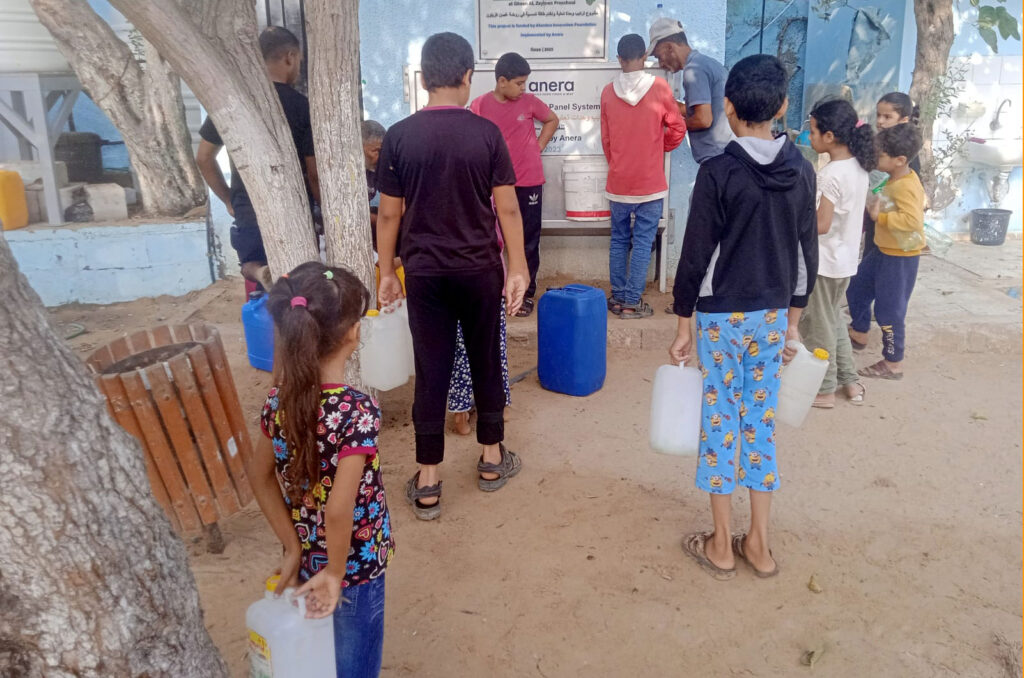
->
<box><xmin>695</xmin><ymin>309</ymin><xmax>786</xmax><ymax>495</ymax></box>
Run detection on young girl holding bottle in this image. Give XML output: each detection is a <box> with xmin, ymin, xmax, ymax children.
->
<box><xmin>799</xmin><ymin>98</ymin><xmax>876</xmax><ymax>408</ymax></box>
<box><xmin>249</xmin><ymin>261</ymin><xmax>394</xmax><ymax>678</ymax></box>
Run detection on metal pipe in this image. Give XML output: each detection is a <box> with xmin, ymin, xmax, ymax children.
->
<box><xmin>759</xmin><ymin>0</ymin><xmax>767</xmax><ymax>53</ymax></box>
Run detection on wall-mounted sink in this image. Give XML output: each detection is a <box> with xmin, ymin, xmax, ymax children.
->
<box><xmin>966</xmin><ymin>137</ymin><xmax>1023</xmax><ymax>170</ymax></box>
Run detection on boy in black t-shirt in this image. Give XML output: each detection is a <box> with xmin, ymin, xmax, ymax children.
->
<box><xmin>195</xmin><ymin>26</ymin><xmax>319</xmax><ymax>289</ymax></box>
<box><xmin>376</xmin><ymin>32</ymin><xmax>528</xmax><ymax>521</ymax></box>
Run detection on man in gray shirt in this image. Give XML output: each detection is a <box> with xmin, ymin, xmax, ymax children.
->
<box><xmin>648</xmin><ymin>18</ymin><xmax>733</xmax><ymax>164</ymax></box>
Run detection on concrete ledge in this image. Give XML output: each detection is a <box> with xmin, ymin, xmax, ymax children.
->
<box><xmin>510</xmin><ymin>310</ymin><xmax>1022</xmax><ymax>355</ymax></box>
<box><xmin>7</xmin><ymin>220</ymin><xmax>213</xmax><ymax>306</ymax></box>
<box><xmin>513</xmin><ymin>245</ymin><xmax>1023</xmax><ymax>355</ymax></box>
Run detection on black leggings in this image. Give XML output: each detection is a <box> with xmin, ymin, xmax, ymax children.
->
<box><xmin>405</xmin><ymin>269</ymin><xmax>505</xmax><ymax>465</ymax></box>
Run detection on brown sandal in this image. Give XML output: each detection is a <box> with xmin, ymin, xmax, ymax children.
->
<box><xmin>681</xmin><ymin>532</ymin><xmax>736</xmax><ymax>581</ymax></box>
<box><xmin>858</xmin><ymin>360</ymin><xmax>903</xmax><ymax>380</ymax></box>
<box><xmin>731</xmin><ymin>533</ymin><xmax>779</xmax><ymax>578</ymax></box>
<box><xmin>812</xmin><ymin>393</ymin><xmax>836</xmax><ymax>409</ymax></box>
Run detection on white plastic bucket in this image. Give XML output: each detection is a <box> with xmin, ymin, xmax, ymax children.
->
<box><xmin>562</xmin><ymin>156</ymin><xmax>611</xmax><ymax>221</ymax></box>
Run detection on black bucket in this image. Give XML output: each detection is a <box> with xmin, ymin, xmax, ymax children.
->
<box><xmin>969</xmin><ymin>208</ymin><xmax>1012</xmax><ymax>246</ymax></box>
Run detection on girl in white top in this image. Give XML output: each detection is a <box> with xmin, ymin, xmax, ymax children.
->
<box><xmin>798</xmin><ymin>98</ymin><xmax>876</xmax><ymax>408</ymax></box>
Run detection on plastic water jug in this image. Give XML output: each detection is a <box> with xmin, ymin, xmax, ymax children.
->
<box><xmin>537</xmin><ymin>284</ymin><xmax>606</xmax><ymax>396</ymax></box>
<box><xmin>242</xmin><ymin>292</ymin><xmax>275</xmax><ymax>372</ymax></box>
<box><xmin>246</xmin><ymin>577</ymin><xmax>333</xmax><ymax>678</ymax></box>
<box><xmin>0</xmin><ymin>169</ymin><xmax>28</xmax><ymax>231</ymax></box>
<box><xmin>777</xmin><ymin>341</ymin><xmax>829</xmax><ymax>427</ymax></box>
<box><xmin>361</xmin><ymin>301</ymin><xmax>413</xmax><ymax>391</ymax></box>
<box><xmin>394</xmin><ymin>299</ymin><xmax>416</xmax><ymax>377</ymax></box>
<box><xmin>649</xmin><ymin>363</ymin><xmax>703</xmax><ymax>456</ymax></box>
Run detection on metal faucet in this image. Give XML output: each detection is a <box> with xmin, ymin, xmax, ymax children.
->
<box><xmin>990</xmin><ymin>98</ymin><xmax>1012</xmax><ymax>132</ymax></box>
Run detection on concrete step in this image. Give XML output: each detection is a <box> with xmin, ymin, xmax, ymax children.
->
<box><xmin>515</xmin><ymin>245</ymin><xmax>1023</xmax><ymax>354</ymax></box>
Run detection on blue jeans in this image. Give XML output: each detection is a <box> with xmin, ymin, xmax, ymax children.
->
<box><xmin>609</xmin><ymin>199</ymin><xmax>663</xmax><ymax>305</ymax></box>
<box><xmin>333</xmin><ymin>575</ymin><xmax>386</xmax><ymax>678</ymax></box>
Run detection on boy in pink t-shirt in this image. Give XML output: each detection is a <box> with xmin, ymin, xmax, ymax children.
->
<box><xmin>470</xmin><ymin>52</ymin><xmax>560</xmax><ymax>316</ymax></box>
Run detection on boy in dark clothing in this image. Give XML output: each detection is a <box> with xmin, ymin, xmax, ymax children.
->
<box><xmin>376</xmin><ymin>32</ymin><xmax>528</xmax><ymax>521</ymax></box>
<box><xmin>195</xmin><ymin>26</ymin><xmax>319</xmax><ymax>289</ymax></box>
<box><xmin>669</xmin><ymin>55</ymin><xmax>818</xmax><ymax>580</ymax></box>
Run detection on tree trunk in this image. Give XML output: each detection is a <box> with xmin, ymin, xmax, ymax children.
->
<box><xmin>0</xmin><ymin>234</ymin><xmax>227</xmax><ymax>677</ymax></box>
<box><xmin>108</xmin><ymin>0</ymin><xmax>319</xmax><ymax>278</ymax></box>
<box><xmin>30</xmin><ymin>0</ymin><xmax>207</xmax><ymax>217</ymax></box>
<box><xmin>909</xmin><ymin>0</ymin><xmax>955</xmax><ymax>203</ymax></box>
<box><xmin>306</xmin><ymin>0</ymin><xmax>376</xmax><ymax>387</ymax></box>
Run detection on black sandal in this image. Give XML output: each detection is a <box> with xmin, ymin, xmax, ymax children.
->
<box><xmin>620</xmin><ymin>300</ymin><xmax>654</xmax><ymax>319</ymax></box>
<box><xmin>477</xmin><ymin>444</ymin><xmax>522</xmax><ymax>491</ymax></box>
<box><xmin>515</xmin><ymin>297</ymin><xmax>535</xmax><ymax>317</ymax></box>
<box><xmin>607</xmin><ymin>297</ymin><xmax>624</xmax><ymax>316</ymax></box>
<box><xmin>405</xmin><ymin>471</ymin><xmax>442</xmax><ymax>521</ymax></box>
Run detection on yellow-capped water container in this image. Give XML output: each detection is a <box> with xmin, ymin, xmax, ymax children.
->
<box><xmin>777</xmin><ymin>342</ymin><xmax>830</xmax><ymax>427</ymax></box>
<box><xmin>0</xmin><ymin>170</ymin><xmax>29</xmax><ymax>230</ymax></box>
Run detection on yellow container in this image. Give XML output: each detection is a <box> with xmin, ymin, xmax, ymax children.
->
<box><xmin>0</xmin><ymin>170</ymin><xmax>29</xmax><ymax>230</ymax></box>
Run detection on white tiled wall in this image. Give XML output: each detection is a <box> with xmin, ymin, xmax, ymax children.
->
<box><xmin>929</xmin><ymin>54</ymin><xmax>1023</xmax><ymax>234</ymax></box>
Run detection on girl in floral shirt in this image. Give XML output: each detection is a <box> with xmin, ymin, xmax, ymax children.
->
<box><xmin>249</xmin><ymin>261</ymin><xmax>393</xmax><ymax>678</ymax></box>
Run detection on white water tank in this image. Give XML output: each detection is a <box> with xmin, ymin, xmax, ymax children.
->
<box><xmin>562</xmin><ymin>156</ymin><xmax>611</xmax><ymax>221</ymax></box>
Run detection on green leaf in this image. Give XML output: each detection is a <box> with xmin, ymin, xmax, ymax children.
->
<box><xmin>978</xmin><ymin>25</ymin><xmax>1000</xmax><ymax>51</ymax></box>
<box><xmin>978</xmin><ymin>5</ymin><xmax>998</xmax><ymax>27</ymax></box>
<box><xmin>996</xmin><ymin>7</ymin><xmax>1021</xmax><ymax>40</ymax></box>
<box><xmin>971</xmin><ymin>0</ymin><xmax>981</xmax><ymax>6</ymax></box>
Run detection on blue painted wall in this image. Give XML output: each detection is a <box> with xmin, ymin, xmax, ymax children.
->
<box><xmin>726</xmin><ymin>0</ymin><xmax>809</xmax><ymax>130</ymax></box>
<box><xmin>803</xmin><ymin>0</ymin><xmax>910</xmax><ymax>114</ymax></box>
<box><xmin>358</xmin><ymin>0</ymin><xmax>728</xmax><ymax>261</ymax></box>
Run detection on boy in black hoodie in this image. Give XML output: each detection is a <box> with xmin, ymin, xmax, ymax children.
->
<box><xmin>669</xmin><ymin>55</ymin><xmax>817</xmax><ymax>580</ymax></box>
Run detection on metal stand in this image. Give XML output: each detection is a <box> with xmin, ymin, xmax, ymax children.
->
<box><xmin>0</xmin><ymin>73</ymin><xmax>81</xmax><ymax>225</ymax></box>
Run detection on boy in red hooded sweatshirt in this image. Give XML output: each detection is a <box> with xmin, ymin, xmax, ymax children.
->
<box><xmin>601</xmin><ymin>33</ymin><xmax>686</xmax><ymax>319</ymax></box>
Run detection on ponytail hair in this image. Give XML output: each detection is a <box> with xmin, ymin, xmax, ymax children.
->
<box><xmin>266</xmin><ymin>262</ymin><xmax>370</xmax><ymax>502</ymax></box>
<box><xmin>878</xmin><ymin>91</ymin><xmax>920</xmax><ymax>125</ymax></box>
<box><xmin>810</xmin><ymin>98</ymin><xmax>876</xmax><ymax>172</ymax></box>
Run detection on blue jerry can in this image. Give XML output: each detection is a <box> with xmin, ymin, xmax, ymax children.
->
<box><xmin>537</xmin><ymin>284</ymin><xmax>607</xmax><ymax>396</ymax></box>
<box><xmin>241</xmin><ymin>292</ymin><xmax>275</xmax><ymax>372</ymax></box>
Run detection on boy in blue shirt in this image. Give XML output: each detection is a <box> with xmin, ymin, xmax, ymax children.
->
<box><xmin>669</xmin><ymin>55</ymin><xmax>818</xmax><ymax>580</ymax></box>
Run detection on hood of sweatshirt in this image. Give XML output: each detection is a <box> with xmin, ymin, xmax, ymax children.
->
<box><xmin>727</xmin><ymin>136</ymin><xmax>806</xmax><ymax>192</ymax></box>
<box><xmin>612</xmin><ymin>71</ymin><xmax>656</xmax><ymax>106</ymax></box>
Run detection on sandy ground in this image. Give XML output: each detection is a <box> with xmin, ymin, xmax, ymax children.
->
<box><xmin>51</xmin><ymin>278</ymin><xmax>1022</xmax><ymax>677</ymax></box>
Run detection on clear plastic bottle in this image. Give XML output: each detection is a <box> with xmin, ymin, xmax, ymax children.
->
<box><xmin>777</xmin><ymin>342</ymin><xmax>829</xmax><ymax>427</ymax></box>
<box><xmin>648</xmin><ymin>2</ymin><xmax>669</xmax><ymax>24</ymax></box>
<box><xmin>649</xmin><ymin>363</ymin><xmax>703</xmax><ymax>456</ymax></box>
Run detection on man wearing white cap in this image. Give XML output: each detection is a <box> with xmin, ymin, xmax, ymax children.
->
<box><xmin>648</xmin><ymin>18</ymin><xmax>733</xmax><ymax>164</ymax></box>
